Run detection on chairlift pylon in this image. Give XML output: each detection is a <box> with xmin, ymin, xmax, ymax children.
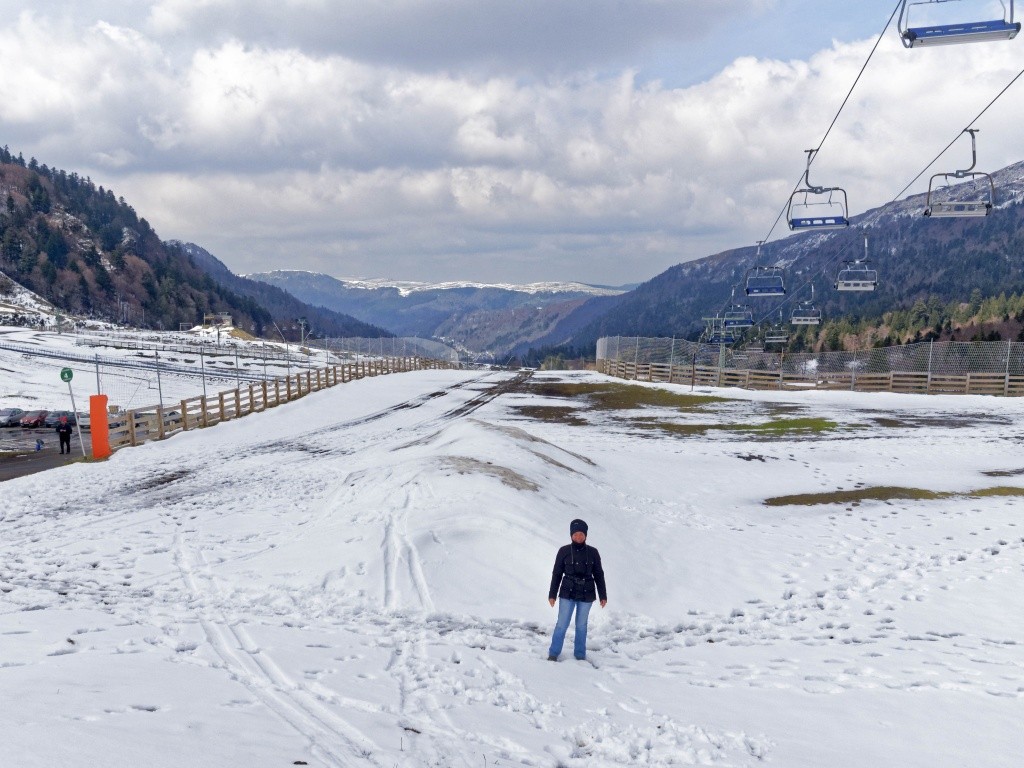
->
<box><xmin>899</xmin><ymin>0</ymin><xmax>1020</xmax><ymax>47</ymax></box>
<box><xmin>787</xmin><ymin>149</ymin><xmax>850</xmax><ymax>231</ymax></box>
<box><xmin>835</xmin><ymin>235</ymin><xmax>879</xmax><ymax>291</ymax></box>
<box><xmin>923</xmin><ymin>129</ymin><xmax>995</xmax><ymax>218</ymax></box>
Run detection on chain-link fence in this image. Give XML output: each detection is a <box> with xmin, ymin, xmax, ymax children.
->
<box><xmin>316</xmin><ymin>337</ymin><xmax>461</xmax><ymax>363</ymax></box>
<box><xmin>597</xmin><ymin>336</ymin><xmax>1024</xmax><ymax>396</ymax></box>
<box><xmin>4</xmin><ymin>332</ymin><xmax>461</xmax><ymax>414</ymax></box>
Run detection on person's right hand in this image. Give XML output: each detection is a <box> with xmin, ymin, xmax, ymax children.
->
<box><xmin>548</xmin><ymin>598</ymin><xmax>555</xmax><ymax>607</ymax></box>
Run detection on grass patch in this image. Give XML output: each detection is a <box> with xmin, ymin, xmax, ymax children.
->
<box><xmin>632</xmin><ymin>417</ymin><xmax>840</xmax><ymax>439</ymax></box>
<box><xmin>522</xmin><ymin>381</ymin><xmax>727</xmax><ymax>412</ymax></box>
<box><xmin>871</xmin><ymin>417</ymin><xmax>907</xmax><ymax>429</ymax></box>
<box><xmin>982</xmin><ymin>467</ymin><xmax>1024</xmax><ymax>477</ymax></box>
<box><xmin>964</xmin><ymin>486</ymin><xmax>1024</xmax><ymax>498</ymax></box>
<box><xmin>728</xmin><ymin>417</ymin><xmax>839</xmax><ymax>435</ymax></box>
<box><xmin>229</xmin><ymin>327</ymin><xmax>258</xmax><ymax>341</ymax></box>
<box><xmin>765</xmin><ymin>486</ymin><xmax>949</xmax><ymax>507</ymax></box>
<box><xmin>766</xmin><ymin>484</ymin><xmax>1024</xmax><ymax>506</ymax></box>
<box><xmin>633</xmin><ymin>420</ymin><xmax>715</xmax><ymax>436</ymax></box>
<box><xmin>511</xmin><ymin>405</ymin><xmax>588</xmax><ymax>426</ymax></box>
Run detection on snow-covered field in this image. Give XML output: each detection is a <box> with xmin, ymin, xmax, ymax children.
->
<box><xmin>0</xmin><ymin>327</ymin><xmax>315</xmax><ymax>414</ymax></box>
<box><xmin>2</xmin><ymin>366</ymin><xmax>1023</xmax><ymax>767</ymax></box>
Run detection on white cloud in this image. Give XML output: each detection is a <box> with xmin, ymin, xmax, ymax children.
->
<box><xmin>141</xmin><ymin>0</ymin><xmax>765</xmax><ymax>73</ymax></box>
<box><xmin>2</xmin><ymin>4</ymin><xmax>1024</xmax><ymax>284</ymax></box>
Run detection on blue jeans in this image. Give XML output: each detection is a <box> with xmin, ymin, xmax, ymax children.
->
<box><xmin>548</xmin><ymin>598</ymin><xmax>592</xmax><ymax>659</ymax></box>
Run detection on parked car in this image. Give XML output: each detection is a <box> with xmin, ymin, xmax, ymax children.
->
<box><xmin>43</xmin><ymin>410</ymin><xmax>76</xmax><ymax>428</ymax></box>
<box><xmin>19</xmin><ymin>410</ymin><xmax>49</xmax><ymax>428</ymax></box>
<box><xmin>77</xmin><ymin>411</ymin><xmax>91</xmax><ymax>431</ymax></box>
<box><xmin>0</xmin><ymin>407</ymin><xmax>25</xmax><ymax>427</ymax></box>
<box><xmin>132</xmin><ymin>410</ymin><xmax>182</xmax><ymax>430</ymax></box>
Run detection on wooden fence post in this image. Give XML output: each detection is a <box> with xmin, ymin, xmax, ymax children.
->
<box><xmin>181</xmin><ymin>399</ymin><xmax>190</xmax><ymax>430</ymax></box>
<box><xmin>128</xmin><ymin>410</ymin><xmax>137</xmax><ymax>447</ymax></box>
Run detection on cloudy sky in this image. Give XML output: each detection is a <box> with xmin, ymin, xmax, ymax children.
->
<box><xmin>2</xmin><ymin>1</ymin><xmax>1023</xmax><ymax>286</ymax></box>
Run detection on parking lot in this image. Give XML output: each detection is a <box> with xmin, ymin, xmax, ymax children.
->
<box><xmin>0</xmin><ymin>426</ymin><xmax>92</xmax><ymax>481</ymax></box>
<box><xmin>1</xmin><ymin>425</ymin><xmax>89</xmax><ymax>452</ymax></box>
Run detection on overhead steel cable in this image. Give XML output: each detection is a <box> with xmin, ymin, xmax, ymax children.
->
<box><xmin>757</xmin><ymin>54</ymin><xmax>1024</xmax><ymax>329</ymax></box>
<box><xmin>891</xmin><ymin>63</ymin><xmax>1024</xmax><ymax>202</ymax></box>
<box><xmin>757</xmin><ymin>0</ymin><xmax>903</xmax><ymax>248</ymax></box>
<box><xmin>746</xmin><ymin>6</ymin><xmax>1024</xmax><ymax>337</ymax></box>
<box><xmin>712</xmin><ymin>0</ymin><xmax>904</xmax><ymax>335</ymax></box>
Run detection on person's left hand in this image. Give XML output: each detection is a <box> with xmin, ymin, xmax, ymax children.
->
<box><xmin>600</xmin><ymin>600</ymin><xmax>607</xmax><ymax>608</ymax></box>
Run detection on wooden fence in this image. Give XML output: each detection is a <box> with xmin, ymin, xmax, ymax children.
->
<box><xmin>106</xmin><ymin>356</ymin><xmax>457</xmax><ymax>452</ymax></box>
<box><xmin>597</xmin><ymin>359</ymin><xmax>1024</xmax><ymax>397</ymax></box>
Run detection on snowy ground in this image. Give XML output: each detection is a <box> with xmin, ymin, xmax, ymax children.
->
<box><xmin>2</xmin><ymin>368</ymin><xmax>1023</xmax><ymax>767</ymax></box>
<box><xmin>0</xmin><ymin>327</ymin><xmax>317</xmax><ymax>413</ymax></box>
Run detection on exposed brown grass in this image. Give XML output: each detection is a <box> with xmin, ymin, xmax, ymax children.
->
<box><xmin>765</xmin><ymin>485</ymin><xmax>1024</xmax><ymax>507</ymax></box>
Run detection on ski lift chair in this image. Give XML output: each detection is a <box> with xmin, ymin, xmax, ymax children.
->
<box><xmin>722</xmin><ymin>289</ymin><xmax>755</xmax><ymax>328</ymax></box>
<box><xmin>899</xmin><ymin>0</ymin><xmax>1020</xmax><ymax>47</ymax></box>
<box><xmin>764</xmin><ymin>328</ymin><xmax>790</xmax><ymax>345</ymax></box>
<box><xmin>745</xmin><ymin>266</ymin><xmax>786</xmax><ymax>297</ymax></box>
<box><xmin>923</xmin><ymin>129</ymin><xmax>995</xmax><ymax>217</ymax></box>
<box><xmin>835</xmin><ymin>260</ymin><xmax>878</xmax><ymax>292</ymax></box>
<box><xmin>790</xmin><ymin>304</ymin><xmax>822</xmax><ymax>326</ymax></box>
<box><xmin>703</xmin><ymin>316</ymin><xmax>736</xmax><ymax>345</ymax></box>
<box><xmin>787</xmin><ymin>149</ymin><xmax>851</xmax><ymax>231</ymax></box>
<box><xmin>790</xmin><ymin>286</ymin><xmax>822</xmax><ymax>326</ymax></box>
<box><xmin>836</xmin><ymin>236</ymin><xmax>878</xmax><ymax>291</ymax></box>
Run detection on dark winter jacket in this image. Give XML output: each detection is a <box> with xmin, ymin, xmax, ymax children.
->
<box><xmin>56</xmin><ymin>423</ymin><xmax>73</xmax><ymax>440</ymax></box>
<box><xmin>549</xmin><ymin>542</ymin><xmax>607</xmax><ymax>603</ymax></box>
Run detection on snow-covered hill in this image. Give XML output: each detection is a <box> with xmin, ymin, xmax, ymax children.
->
<box><xmin>2</xmin><ymin>367</ymin><xmax>1022</xmax><ymax>766</ymax></box>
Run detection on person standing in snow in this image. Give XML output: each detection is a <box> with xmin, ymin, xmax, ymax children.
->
<box><xmin>547</xmin><ymin>518</ymin><xmax>607</xmax><ymax>661</ymax></box>
<box><xmin>56</xmin><ymin>416</ymin><xmax>73</xmax><ymax>455</ymax></box>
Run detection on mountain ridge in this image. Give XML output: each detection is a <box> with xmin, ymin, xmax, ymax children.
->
<box><xmin>550</xmin><ymin>159</ymin><xmax>1024</xmax><ymax>350</ymax></box>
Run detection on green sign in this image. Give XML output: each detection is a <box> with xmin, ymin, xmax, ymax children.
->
<box><xmin>60</xmin><ymin>367</ymin><xmax>73</xmax><ymax>383</ymax></box>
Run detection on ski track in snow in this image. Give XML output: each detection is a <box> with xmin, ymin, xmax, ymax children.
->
<box><xmin>3</xmin><ymin>369</ymin><xmax>1024</xmax><ymax>766</ymax></box>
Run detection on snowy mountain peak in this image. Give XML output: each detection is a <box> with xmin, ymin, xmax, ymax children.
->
<box><xmin>246</xmin><ymin>270</ymin><xmax>627</xmax><ymax>298</ymax></box>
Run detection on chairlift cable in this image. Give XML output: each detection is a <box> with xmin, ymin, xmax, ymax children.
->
<box><xmin>816</xmin><ymin>1</ymin><xmax>903</xmax><ymax>159</ymax></box>
<box><xmin>776</xmin><ymin>59</ymin><xmax>1024</xmax><ymax>320</ymax></box>
<box><xmin>758</xmin><ymin>1</ymin><xmax>902</xmax><ymax>247</ymax></box>
<box><xmin>891</xmin><ymin>62</ymin><xmax>1024</xmax><ymax>202</ymax></box>
<box><xmin>734</xmin><ymin>2</ymin><xmax>1019</xmax><ymax>341</ymax></box>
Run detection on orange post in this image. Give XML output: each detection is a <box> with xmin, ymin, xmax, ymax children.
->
<box><xmin>90</xmin><ymin>394</ymin><xmax>111</xmax><ymax>460</ymax></box>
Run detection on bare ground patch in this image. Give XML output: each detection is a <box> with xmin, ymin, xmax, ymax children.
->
<box><xmin>437</xmin><ymin>456</ymin><xmax>539</xmax><ymax>491</ymax></box>
<box><xmin>765</xmin><ymin>485</ymin><xmax>1024</xmax><ymax>507</ymax></box>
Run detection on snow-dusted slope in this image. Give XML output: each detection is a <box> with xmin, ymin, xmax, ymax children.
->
<box><xmin>0</xmin><ymin>270</ymin><xmax>58</xmax><ymax>324</ymax></box>
<box><xmin>2</xmin><ymin>370</ymin><xmax>1023</xmax><ymax>766</ymax></box>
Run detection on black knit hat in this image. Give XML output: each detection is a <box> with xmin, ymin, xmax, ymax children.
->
<box><xmin>569</xmin><ymin>519</ymin><xmax>588</xmax><ymax>535</ymax></box>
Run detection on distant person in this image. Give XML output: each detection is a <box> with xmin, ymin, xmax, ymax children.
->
<box><xmin>56</xmin><ymin>416</ymin><xmax>73</xmax><ymax>455</ymax></box>
<box><xmin>547</xmin><ymin>518</ymin><xmax>607</xmax><ymax>662</ymax></box>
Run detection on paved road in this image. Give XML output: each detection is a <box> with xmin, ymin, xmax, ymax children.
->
<box><xmin>0</xmin><ymin>427</ymin><xmax>91</xmax><ymax>482</ymax></box>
